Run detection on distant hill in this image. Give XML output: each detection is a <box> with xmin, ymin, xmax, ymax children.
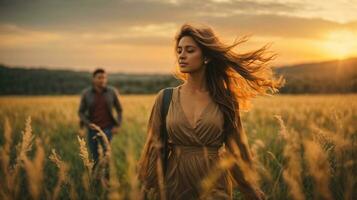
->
<box><xmin>0</xmin><ymin>66</ymin><xmax>91</xmax><ymax>95</ymax></box>
<box><xmin>0</xmin><ymin>57</ymin><xmax>356</xmax><ymax>95</ymax></box>
<box><xmin>275</xmin><ymin>57</ymin><xmax>357</xmax><ymax>93</ymax></box>
<box><xmin>0</xmin><ymin>65</ymin><xmax>180</xmax><ymax>95</ymax></box>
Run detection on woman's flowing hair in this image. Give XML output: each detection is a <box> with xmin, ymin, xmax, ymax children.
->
<box><xmin>174</xmin><ymin>23</ymin><xmax>285</xmax><ymax>151</ymax></box>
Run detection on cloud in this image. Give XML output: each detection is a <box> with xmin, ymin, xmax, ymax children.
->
<box><xmin>0</xmin><ymin>24</ymin><xmax>63</xmax><ymax>48</ymax></box>
<box><xmin>1</xmin><ymin>0</ymin><xmax>356</xmax><ymax>39</ymax></box>
<box><xmin>1</xmin><ymin>0</ymin><xmax>356</xmax><ymax>30</ymax></box>
<box><xmin>0</xmin><ymin>0</ymin><xmax>356</xmax><ymax>72</ymax></box>
<box><xmin>202</xmin><ymin>14</ymin><xmax>357</xmax><ymax>40</ymax></box>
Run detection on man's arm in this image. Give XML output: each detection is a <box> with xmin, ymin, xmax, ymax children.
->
<box><xmin>113</xmin><ymin>88</ymin><xmax>123</xmax><ymax>128</ymax></box>
<box><xmin>78</xmin><ymin>91</ymin><xmax>90</xmax><ymax>128</ymax></box>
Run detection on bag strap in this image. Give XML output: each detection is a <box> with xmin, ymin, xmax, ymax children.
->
<box><xmin>160</xmin><ymin>87</ymin><xmax>173</xmax><ymax>176</ymax></box>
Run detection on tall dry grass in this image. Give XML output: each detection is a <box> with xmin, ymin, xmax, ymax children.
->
<box><xmin>0</xmin><ymin>94</ymin><xmax>356</xmax><ymax>199</ymax></box>
<box><xmin>275</xmin><ymin>115</ymin><xmax>305</xmax><ymax>200</ymax></box>
<box><xmin>0</xmin><ymin>116</ymin><xmax>125</xmax><ymax>200</ymax></box>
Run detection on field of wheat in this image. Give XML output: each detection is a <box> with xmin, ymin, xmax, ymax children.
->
<box><xmin>0</xmin><ymin>94</ymin><xmax>356</xmax><ymax>200</ymax></box>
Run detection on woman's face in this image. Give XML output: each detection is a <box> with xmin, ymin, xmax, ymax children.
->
<box><xmin>176</xmin><ymin>36</ymin><xmax>205</xmax><ymax>73</ymax></box>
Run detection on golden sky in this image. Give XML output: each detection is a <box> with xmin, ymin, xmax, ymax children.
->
<box><xmin>0</xmin><ymin>0</ymin><xmax>356</xmax><ymax>73</ymax></box>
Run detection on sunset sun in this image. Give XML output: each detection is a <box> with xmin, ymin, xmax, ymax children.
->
<box><xmin>322</xmin><ymin>30</ymin><xmax>357</xmax><ymax>59</ymax></box>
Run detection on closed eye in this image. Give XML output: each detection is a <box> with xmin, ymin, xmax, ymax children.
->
<box><xmin>187</xmin><ymin>48</ymin><xmax>194</xmax><ymax>53</ymax></box>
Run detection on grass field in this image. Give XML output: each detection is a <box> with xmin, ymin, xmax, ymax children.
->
<box><xmin>0</xmin><ymin>94</ymin><xmax>356</xmax><ymax>200</ymax></box>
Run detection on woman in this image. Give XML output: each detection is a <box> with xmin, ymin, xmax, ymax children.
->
<box><xmin>138</xmin><ymin>23</ymin><xmax>284</xmax><ymax>200</ymax></box>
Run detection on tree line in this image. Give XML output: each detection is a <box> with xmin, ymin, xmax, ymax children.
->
<box><xmin>1</xmin><ymin>58</ymin><xmax>356</xmax><ymax>95</ymax></box>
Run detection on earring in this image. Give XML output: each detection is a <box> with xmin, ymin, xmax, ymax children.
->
<box><xmin>204</xmin><ymin>59</ymin><xmax>208</xmax><ymax>64</ymax></box>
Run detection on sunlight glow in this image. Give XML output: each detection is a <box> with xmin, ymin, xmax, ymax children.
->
<box><xmin>322</xmin><ymin>30</ymin><xmax>357</xmax><ymax>59</ymax></box>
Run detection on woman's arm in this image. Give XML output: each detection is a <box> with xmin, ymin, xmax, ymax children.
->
<box><xmin>137</xmin><ymin>89</ymin><xmax>165</xmax><ymax>193</ymax></box>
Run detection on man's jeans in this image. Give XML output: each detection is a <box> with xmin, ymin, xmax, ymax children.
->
<box><xmin>87</xmin><ymin>126</ymin><xmax>113</xmax><ymax>167</ymax></box>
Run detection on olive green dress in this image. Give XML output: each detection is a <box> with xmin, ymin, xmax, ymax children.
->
<box><xmin>138</xmin><ymin>85</ymin><xmax>260</xmax><ymax>200</ymax></box>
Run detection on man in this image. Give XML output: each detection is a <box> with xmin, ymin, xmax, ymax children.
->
<box><xmin>78</xmin><ymin>68</ymin><xmax>123</xmax><ymax>166</ymax></box>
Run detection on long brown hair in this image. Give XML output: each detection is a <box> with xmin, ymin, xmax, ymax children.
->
<box><xmin>174</xmin><ymin>23</ymin><xmax>284</xmax><ymax>162</ymax></box>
